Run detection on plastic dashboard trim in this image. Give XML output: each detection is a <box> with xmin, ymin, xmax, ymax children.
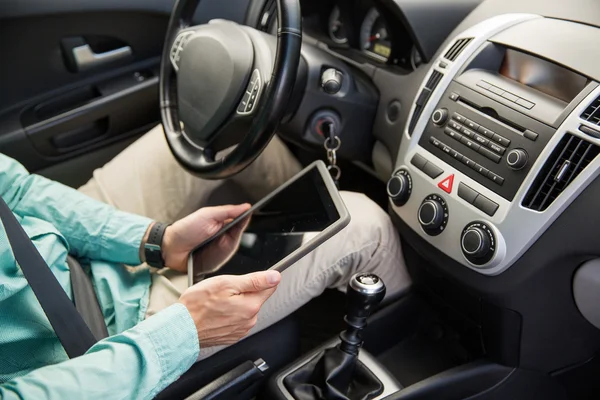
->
<box><xmin>392</xmin><ymin>13</ymin><xmax>600</xmax><ymax>276</ymax></box>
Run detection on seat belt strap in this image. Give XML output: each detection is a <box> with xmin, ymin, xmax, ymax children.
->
<box><xmin>0</xmin><ymin>196</ymin><xmax>97</xmax><ymax>358</ymax></box>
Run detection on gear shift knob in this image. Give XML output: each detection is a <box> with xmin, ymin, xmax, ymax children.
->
<box><xmin>339</xmin><ymin>273</ymin><xmax>386</xmax><ymax>355</ymax></box>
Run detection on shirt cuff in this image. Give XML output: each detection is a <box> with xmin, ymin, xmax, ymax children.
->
<box><xmin>140</xmin><ymin>303</ymin><xmax>200</xmax><ymax>383</ymax></box>
<box><xmin>100</xmin><ymin>209</ymin><xmax>153</xmax><ymax>265</ymax></box>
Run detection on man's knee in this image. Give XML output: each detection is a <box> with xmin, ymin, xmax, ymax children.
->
<box><xmin>340</xmin><ymin>191</ymin><xmax>398</xmax><ymax>247</ymax></box>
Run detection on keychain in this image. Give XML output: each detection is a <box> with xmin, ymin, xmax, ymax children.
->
<box><xmin>323</xmin><ymin>123</ymin><xmax>342</xmax><ymax>188</ymax></box>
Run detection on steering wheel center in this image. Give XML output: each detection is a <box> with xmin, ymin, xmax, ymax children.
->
<box><xmin>177</xmin><ymin>23</ymin><xmax>254</xmax><ymax>145</ymax></box>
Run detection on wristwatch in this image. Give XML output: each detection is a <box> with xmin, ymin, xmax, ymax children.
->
<box><xmin>144</xmin><ymin>222</ymin><xmax>169</xmax><ymax>268</ymax></box>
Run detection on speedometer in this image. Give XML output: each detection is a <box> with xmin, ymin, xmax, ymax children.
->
<box><xmin>360</xmin><ymin>8</ymin><xmax>391</xmax><ymax>62</ymax></box>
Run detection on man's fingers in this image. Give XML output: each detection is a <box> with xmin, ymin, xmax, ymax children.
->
<box><xmin>232</xmin><ymin>270</ymin><xmax>281</xmax><ymax>294</ymax></box>
<box><xmin>202</xmin><ymin>204</ymin><xmax>251</xmax><ymax>222</ymax></box>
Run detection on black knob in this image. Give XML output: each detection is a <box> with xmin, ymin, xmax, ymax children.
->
<box><xmin>461</xmin><ymin>222</ymin><xmax>496</xmax><ymax>265</ymax></box>
<box><xmin>431</xmin><ymin>108</ymin><xmax>448</xmax><ymax>126</ymax></box>
<box><xmin>321</xmin><ymin>68</ymin><xmax>343</xmax><ymax>94</ymax></box>
<box><xmin>339</xmin><ymin>273</ymin><xmax>386</xmax><ymax>355</ymax></box>
<box><xmin>387</xmin><ymin>170</ymin><xmax>411</xmax><ymax>206</ymax></box>
<box><xmin>418</xmin><ymin>200</ymin><xmax>444</xmax><ymax>230</ymax></box>
<box><xmin>461</xmin><ymin>227</ymin><xmax>491</xmax><ymax>259</ymax></box>
<box><xmin>506</xmin><ymin>149</ymin><xmax>528</xmax><ymax>170</ymax></box>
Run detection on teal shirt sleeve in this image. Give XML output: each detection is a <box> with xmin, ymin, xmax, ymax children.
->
<box><xmin>0</xmin><ymin>303</ymin><xmax>200</xmax><ymax>400</ymax></box>
<box><xmin>0</xmin><ymin>153</ymin><xmax>153</xmax><ymax>265</ymax></box>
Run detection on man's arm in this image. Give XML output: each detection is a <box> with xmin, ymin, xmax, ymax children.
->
<box><xmin>0</xmin><ymin>153</ymin><xmax>153</xmax><ymax>264</ymax></box>
<box><xmin>0</xmin><ymin>303</ymin><xmax>199</xmax><ymax>400</ymax></box>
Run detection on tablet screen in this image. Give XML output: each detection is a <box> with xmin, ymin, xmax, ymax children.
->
<box><xmin>189</xmin><ymin>166</ymin><xmax>342</xmax><ymax>284</ymax></box>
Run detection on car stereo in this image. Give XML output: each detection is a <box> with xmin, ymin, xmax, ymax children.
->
<box><xmin>418</xmin><ymin>42</ymin><xmax>589</xmax><ymax>201</ymax></box>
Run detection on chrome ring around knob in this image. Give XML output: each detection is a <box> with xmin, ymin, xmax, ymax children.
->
<box><xmin>506</xmin><ymin>149</ymin><xmax>528</xmax><ymax>170</ymax></box>
<box><xmin>462</xmin><ymin>229</ymin><xmax>484</xmax><ymax>255</ymax></box>
<box><xmin>386</xmin><ymin>175</ymin><xmax>404</xmax><ymax>198</ymax></box>
<box><xmin>431</xmin><ymin>108</ymin><xmax>448</xmax><ymax>126</ymax></box>
<box><xmin>418</xmin><ymin>200</ymin><xmax>439</xmax><ymax>226</ymax></box>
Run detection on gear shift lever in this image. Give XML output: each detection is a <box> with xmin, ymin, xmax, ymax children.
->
<box><xmin>339</xmin><ymin>273</ymin><xmax>386</xmax><ymax>356</ymax></box>
<box><xmin>283</xmin><ymin>273</ymin><xmax>386</xmax><ymax>400</ymax></box>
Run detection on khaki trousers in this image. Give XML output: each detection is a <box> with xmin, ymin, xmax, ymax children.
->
<box><xmin>78</xmin><ymin>125</ymin><xmax>411</xmax><ymax>360</ymax></box>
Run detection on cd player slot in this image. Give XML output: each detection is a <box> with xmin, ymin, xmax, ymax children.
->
<box><xmin>457</xmin><ymin>97</ymin><xmax>526</xmax><ymax>134</ymax></box>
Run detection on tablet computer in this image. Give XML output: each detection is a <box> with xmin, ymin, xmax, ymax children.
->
<box><xmin>187</xmin><ymin>160</ymin><xmax>350</xmax><ymax>286</ymax></box>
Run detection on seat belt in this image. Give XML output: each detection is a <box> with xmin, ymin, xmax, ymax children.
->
<box><xmin>0</xmin><ymin>196</ymin><xmax>97</xmax><ymax>358</ymax></box>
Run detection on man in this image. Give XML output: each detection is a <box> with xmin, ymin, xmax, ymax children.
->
<box><xmin>0</xmin><ymin>126</ymin><xmax>411</xmax><ymax>399</ymax></box>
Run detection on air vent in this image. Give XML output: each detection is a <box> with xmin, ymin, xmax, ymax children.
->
<box><xmin>581</xmin><ymin>95</ymin><xmax>600</xmax><ymax>127</ymax></box>
<box><xmin>408</xmin><ymin>70</ymin><xmax>444</xmax><ymax>135</ymax></box>
<box><xmin>444</xmin><ymin>38</ymin><xmax>473</xmax><ymax>61</ymax></box>
<box><xmin>523</xmin><ymin>134</ymin><xmax>600</xmax><ymax>211</ymax></box>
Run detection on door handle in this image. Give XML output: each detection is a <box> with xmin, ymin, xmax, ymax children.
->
<box><xmin>72</xmin><ymin>44</ymin><xmax>132</xmax><ymax>71</ymax></box>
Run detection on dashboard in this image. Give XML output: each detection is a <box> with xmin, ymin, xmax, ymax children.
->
<box><xmin>261</xmin><ymin>0</ymin><xmax>422</xmax><ymax>71</ymax></box>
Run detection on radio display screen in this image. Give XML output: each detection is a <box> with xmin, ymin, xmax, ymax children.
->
<box><xmin>499</xmin><ymin>49</ymin><xmax>588</xmax><ymax>103</ymax></box>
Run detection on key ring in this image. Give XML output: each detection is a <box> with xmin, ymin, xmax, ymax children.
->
<box><xmin>328</xmin><ymin>165</ymin><xmax>341</xmax><ymax>181</ymax></box>
<box><xmin>327</xmin><ymin>149</ymin><xmax>337</xmax><ymax>166</ymax></box>
<box><xmin>324</xmin><ymin>136</ymin><xmax>341</xmax><ymax>151</ymax></box>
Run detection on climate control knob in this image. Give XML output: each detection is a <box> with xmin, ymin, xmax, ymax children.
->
<box><xmin>431</xmin><ymin>108</ymin><xmax>448</xmax><ymax>126</ymax></box>
<box><xmin>387</xmin><ymin>169</ymin><xmax>412</xmax><ymax>206</ymax></box>
<box><xmin>461</xmin><ymin>222</ymin><xmax>496</xmax><ymax>265</ymax></box>
<box><xmin>418</xmin><ymin>195</ymin><xmax>449</xmax><ymax>236</ymax></box>
<box><xmin>506</xmin><ymin>149</ymin><xmax>528</xmax><ymax>170</ymax></box>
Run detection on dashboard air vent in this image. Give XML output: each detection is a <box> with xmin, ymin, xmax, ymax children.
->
<box><xmin>523</xmin><ymin>133</ymin><xmax>600</xmax><ymax>212</ymax></box>
<box><xmin>444</xmin><ymin>38</ymin><xmax>473</xmax><ymax>61</ymax></box>
<box><xmin>408</xmin><ymin>70</ymin><xmax>444</xmax><ymax>135</ymax></box>
<box><xmin>581</xmin><ymin>95</ymin><xmax>600</xmax><ymax>127</ymax></box>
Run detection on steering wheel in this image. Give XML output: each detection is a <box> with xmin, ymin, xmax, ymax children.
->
<box><xmin>160</xmin><ymin>0</ymin><xmax>302</xmax><ymax>179</ymax></box>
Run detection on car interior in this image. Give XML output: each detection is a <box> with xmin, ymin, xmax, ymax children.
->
<box><xmin>2</xmin><ymin>0</ymin><xmax>600</xmax><ymax>399</ymax></box>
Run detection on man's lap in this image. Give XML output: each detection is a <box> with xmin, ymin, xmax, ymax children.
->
<box><xmin>77</xmin><ymin>124</ymin><xmax>410</xmax><ymax>361</ymax></box>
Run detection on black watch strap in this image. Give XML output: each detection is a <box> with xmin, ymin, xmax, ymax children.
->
<box><xmin>144</xmin><ymin>222</ymin><xmax>169</xmax><ymax>268</ymax></box>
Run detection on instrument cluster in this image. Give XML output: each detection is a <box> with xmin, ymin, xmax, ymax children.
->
<box><xmin>303</xmin><ymin>0</ymin><xmax>421</xmax><ymax>70</ymax></box>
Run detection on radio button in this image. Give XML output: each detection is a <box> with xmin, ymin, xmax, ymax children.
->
<box><xmin>516</xmin><ymin>98</ymin><xmax>535</xmax><ymax>109</ymax></box>
<box><xmin>444</xmin><ymin>127</ymin><xmax>460</xmax><ymax>140</ymax></box>
<box><xmin>477</xmin><ymin>126</ymin><xmax>495</xmax><ymax>139</ymax></box>
<box><xmin>487</xmin><ymin>171</ymin><xmax>505</xmax><ymax>186</ymax></box>
<box><xmin>473</xmin><ymin>134</ymin><xmax>489</xmax><ymax>146</ymax></box>
<box><xmin>460</xmin><ymin>136</ymin><xmax>481</xmax><ymax>152</ymax></box>
<box><xmin>460</xmin><ymin>127</ymin><xmax>475</xmax><ymax>137</ymax></box>
<box><xmin>501</xmin><ymin>92</ymin><xmax>519</xmax><ymax>102</ymax></box>
<box><xmin>492</xmin><ymin>134</ymin><xmax>510</xmax><ymax>147</ymax></box>
<box><xmin>524</xmin><ymin>129</ymin><xmax>539</xmax><ymax>141</ymax></box>
<box><xmin>477</xmin><ymin>146</ymin><xmax>501</xmax><ymax>163</ymax></box>
<box><xmin>487</xmin><ymin>142</ymin><xmax>506</xmax><ymax>155</ymax></box>
<box><xmin>489</xmin><ymin>86</ymin><xmax>505</xmax><ymax>96</ymax></box>
<box><xmin>473</xmin><ymin>163</ymin><xmax>489</xmax><ymax>176</ymax></box>
<box><xmin>448</xmin><ymin>121</ymin><xmax>462</xmax><ymax>131</ymax></box>
<box><xmin>461</xmin><ymin>156</ymin><xmax>476</xmax><ymax>168</ymax></box>
<box><xmin>464</xmin><ymin>119</ymin><xmax>480</xmax><ymax>131</ymax></box>
<box><xmin>452</xmin><ymin>113</ymin><xmax>466</xmax><ymax>124</ymax></box>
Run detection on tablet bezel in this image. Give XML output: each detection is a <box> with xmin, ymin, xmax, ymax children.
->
<box><xmin>187</xmin><ymin>160</ymin><xmax>350</xmax><ymax>287</ymax></box>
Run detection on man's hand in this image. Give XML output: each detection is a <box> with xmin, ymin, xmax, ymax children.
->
<box><xmin>178</xmin><ymin>270</ymin><xmax>281</xmax><ymax>347</ymax></box>
<box><xmin>160</xmin><ymin>204</ymin><xmax>251</xmax><ymax>273</ymax></box>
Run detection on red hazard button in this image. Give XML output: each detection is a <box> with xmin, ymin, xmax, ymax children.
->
<box><xmin>438</xmin><ymin>174</ymin><xmax>454</xmax><ymax>193</ymax></box>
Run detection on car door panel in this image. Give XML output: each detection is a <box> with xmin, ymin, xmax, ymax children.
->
<box><xmin>0</xmin><ymin>0</ymin><xmax>251</xmax><ymax>180</ymax></box>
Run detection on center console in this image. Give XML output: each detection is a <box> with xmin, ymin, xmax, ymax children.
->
<box><xmin>390</xmin><ymin>14</ymin><xmax>600</xmax><ymax>275</ymax></box>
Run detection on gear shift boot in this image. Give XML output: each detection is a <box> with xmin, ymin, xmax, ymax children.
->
<box><xmin>283</xmin><ymin>347</ymin><xmax>383</xmax><ymax>400</ymax></box>
<box><xmin>281</xmin><ymin>273</ymin><xmax>389</xmax><ymax>400</ymax></box>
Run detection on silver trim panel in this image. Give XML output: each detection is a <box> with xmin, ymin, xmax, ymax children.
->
<box><xmin>392</xmin><ymin>14</ymin><xmax>600</xmax><ymax>275</ymax></box>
